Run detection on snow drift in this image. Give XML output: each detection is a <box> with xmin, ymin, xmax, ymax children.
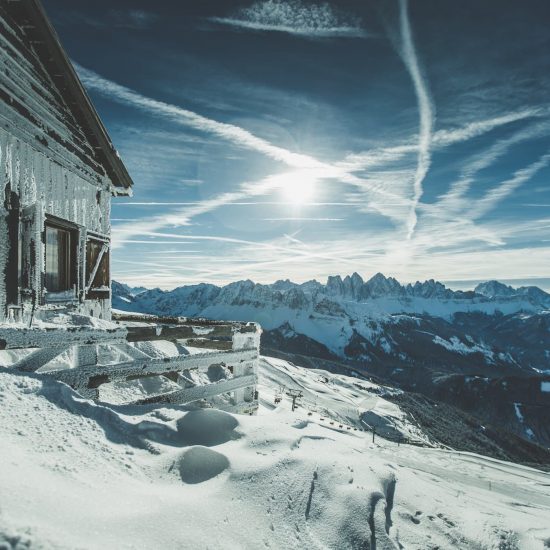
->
<box><xmin>1</xmin><ymin>357</ymin><xmax>550</xmax><ymax>549</ymax></box>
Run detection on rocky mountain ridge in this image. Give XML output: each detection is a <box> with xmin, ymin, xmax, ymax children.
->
<box><xmin>112</xmin><ymin>273</ymin><xmax>550</xmax><ymax>447</ymax></box>
<box><xmin>114</xmin><ymin>272</ymin><xmax>550</xmax><ymax>313</ymax></box>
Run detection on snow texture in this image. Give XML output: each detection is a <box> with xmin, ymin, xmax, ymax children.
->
<box><xmin>433</xmin><ymin>335</ymin><xmax>495</xmax><ymax>362</ymax></box>
<box><xmin>1</xmin><ymin>357</ymin><xmax>550</xmax><ymax>549</ymax></box>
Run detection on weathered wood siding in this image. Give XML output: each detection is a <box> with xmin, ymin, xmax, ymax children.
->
<box><xmin>0</xmin><ymin>4</ymin><xmax>113</xmax><ymax>320</ymax></box>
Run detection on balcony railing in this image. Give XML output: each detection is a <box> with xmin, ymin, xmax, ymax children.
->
<box><xmin>0</xmin><ymin>312</ymin><xmax>261</xmax><ymax>414</ymax></box>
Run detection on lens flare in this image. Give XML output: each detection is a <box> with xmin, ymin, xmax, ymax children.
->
<box><xmin>278</xmin><ymin>171</ymin><xmax>316</xmax><ymax>205</ymax></box>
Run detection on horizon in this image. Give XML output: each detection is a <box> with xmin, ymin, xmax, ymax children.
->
<box><xmin>114</xmin><ymin>272</ymin><xmax>550</xmax><ymax>293</ymax></box>
<box><xmin>43</xmin><ymin>0</ymin><xmax>550</xmax><ymax>288</ymax></box>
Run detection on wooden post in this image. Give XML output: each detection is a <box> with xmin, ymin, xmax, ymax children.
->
<box><xmin>73</xmin><ymin>344</ymin><xmax>99</xmax><ymax>399</ymax></box>
<box><xmin>14</xmin><ymin>345</ymin><xmax>68</xmax><ymax>372</ymax></box>
<box><xmin>73</xmin><ymin>344</ymin><xmax>98</xmax><ymax>369</ymax></box>
<box><xmin>230</xmin><ymin>326</ymin><xmax>259</xmax><ymax>408</ymax></box>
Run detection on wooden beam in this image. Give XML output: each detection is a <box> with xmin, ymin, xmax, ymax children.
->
<box><xmin>133</xmin><ymin>373</ymin><xmax>257</xmax><ymax>406</ymax></box>
<box><xmin>124</xmin><ymin>324</ymin><xmax>234</xmax><ymax>343</ymax></box>
<box><xmin>49</xmin><ymin>348</ymin><xmax>258</xmax><ymax>390</ymax></box>
<box><xmin>182</xmin><ymin>338</ymin><xmax>233</xmax><ymax>351</ymax></box>
<box><xmin>13</xmin><ymin>344</ymin><xmax>68</xmax><ymax>372</ymax></box>
<box><xmin>120</xmin><ymin>343</ymin><xmax>152</xmax><ymax>360</ymax></box>
<box><xmin>0</xmin><ymin>326</ymin><xmax>127</xmax><ymax>350</ymax></box>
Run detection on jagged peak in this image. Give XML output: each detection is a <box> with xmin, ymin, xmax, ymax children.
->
<box><xmin>326</xmin><ymin>274</ymin><xmax>343</xmax><ymax>285</ymax></box>
<box><xmin>475</xmin><ymin>280</ymin><xmax>515</xmax><ymax>297</ymax></box>
<box><xmin>367</xmin><ymin>272</ymin><xmax>388</xmax><ymax>283</ymax></box>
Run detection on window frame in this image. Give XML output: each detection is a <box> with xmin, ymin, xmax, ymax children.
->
<box><xmin>43</xmin><ymin>216</ymin><xmax>79</xmax><ymax>303</ymax></box>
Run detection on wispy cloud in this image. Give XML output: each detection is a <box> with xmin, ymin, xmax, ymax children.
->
<box><xmin>76</xmin><ymin>44</ymin><xmax>550</xmax><ymax>288</ymax></box>
<box><xmin>76</xmin><ymin>64</ymin><xmax>326</xmax><ymax>171</ymax></box>
<box><xmin>426</xmin><ymin>120</ymin><xmax>550</xmax><ymax>221</ymax></box>
<box><xmin>117</xmin><ymin>201</ymin><xmax>357</xmax><ymax>207</ymax></box>
<box><xmin>432</xmin><ymin>108</ymin><xmax>544</xmax><ymax>147</ymax></box>
<box><xmin>471</xmin><ymin>151</ymin><xmax>550</xmax><ymax>220</ymax></box>
<box><xmin>262</xmin><ymin>217</ymin><xmax>344</xmax><ymax>221</ymax></box>
<box><xmin>58</xmin><ymin>9</ymin><xmax>157</xmax><ymax>31</ymax></box>
<box><xmin>400</xmin><ymin>149</ymin><xmax>550</xmax><ymax>267</ymax></box>
<box><xmin>338</xmin><ymin>108</ymin><xmax>543</xmax><ymax>174</ymax></box>
<box><xmin>210</xmin><ymin>0</ymin><xmax>368</xmax><ymax>38</ymax></box>
<box><xmin>82</xmin><ymin>62</ymin><xmax>543</xmax><ymax>247</ymax></box>
<box><xmin>397</xmin><ymin>0</ymin><xmax>435</xmax><ymax>239</ymax></box>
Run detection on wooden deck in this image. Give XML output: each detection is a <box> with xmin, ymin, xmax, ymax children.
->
<box><xmin>1</xmin><ymin>314</ymin><xmax>261</xmax><ymax>414</ymax></box>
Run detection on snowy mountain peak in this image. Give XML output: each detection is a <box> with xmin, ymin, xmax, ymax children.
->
<box><xmin>114</xmin><ymin>273</ymin><xmax>550</xmax><ymax>315</ymax></box>
<box><xmin>271</xmin><ymin>279</ymin><xmax>295</xmax><ymax>292</ymax></box>
<box><xmin>475</xmin><ymin>280</ymin><xmax>515</xmax><ymax>298</ymax></box>
<box><xmin>364</xmin><ymin>272</ymin><xmax>403</xmax><ymax>298</ymax></box>
<box><xmin>475</xmin><ymin>280</ymin><xmax>550</xmax><ymax>307</ymax></box>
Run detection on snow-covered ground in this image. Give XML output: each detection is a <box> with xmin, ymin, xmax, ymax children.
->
<box><xmin>1</xmin><ymin>358</ymin><xmax>550</xmax><ymax>549</ymax></box>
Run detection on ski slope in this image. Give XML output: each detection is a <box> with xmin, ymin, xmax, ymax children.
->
<box><xmin>1</xmin><ymin>357</ymin><xmax>550</xmax><ymax>549</ymax></box>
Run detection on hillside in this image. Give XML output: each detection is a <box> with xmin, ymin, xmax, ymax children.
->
<box><xmin>2</xmin><ymin>357</ymin><xmax>550</xmax><ymax>549</ymax></box>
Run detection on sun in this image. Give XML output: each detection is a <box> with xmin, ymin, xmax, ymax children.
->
<box><xmin>278</xmin><ymin>171</ymin><xmax>316</xmax><ymax>205</ymax></box>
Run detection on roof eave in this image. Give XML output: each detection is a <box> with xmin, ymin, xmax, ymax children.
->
<box><xmin>19</xmin><ymin>0</ymin><xmax>134</xmax><ymax>193</ymax></box>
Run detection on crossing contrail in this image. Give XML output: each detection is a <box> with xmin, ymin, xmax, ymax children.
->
<box><xmin>398</xmin><ymin>0</ymin><xmax>435</xmax><ymax>239</ymax></box>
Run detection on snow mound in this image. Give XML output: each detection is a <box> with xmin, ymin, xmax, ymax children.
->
<box><xmin>172</xmin><ymin>446</ymin><xmax>230</xmax><ymax>484</ymax></box>
<box><xmin>170</xmin><ymin>409</ymin><xmax>241</xmax><ymax>447</ymax></box>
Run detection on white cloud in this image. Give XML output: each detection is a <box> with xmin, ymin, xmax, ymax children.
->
<box><xmin>211</xmin><ymin>0</ymin><xmax>368</xmax><ymax>38</ymax></box>
<box><xmin>262</xmin><ymin>217</ymin><xmax>343</xmax><ymax>221</ymax></box>
<box><xmin>338</xmin><ymin>108</ymin><xmax>543</xmax><ymax>174</ymax></box>
<box><xmin>432</xmin><ymin>108</ymin><xmax>544</xmax><ymax>147</ymax></box>
<box><xmin>81</xmin><ymin>62</ymin><xmax>544</xmax><ymax>249</ymax></box>
<box><xmin>424</xmin><ymin>120</ymin><xmax>550</xmax><ymax>222</ymax></box>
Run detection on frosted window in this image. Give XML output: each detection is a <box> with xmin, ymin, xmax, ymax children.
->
<box><xmin>45</xmin><ymin>225</ymin><xmax>73</xmax><ymax>292</ymax></box>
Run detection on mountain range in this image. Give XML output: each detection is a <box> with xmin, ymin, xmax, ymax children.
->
<box><xmin>112</xmin><ymin>273</ymin><xmax>550</xmax><ymax>448</ymax></box>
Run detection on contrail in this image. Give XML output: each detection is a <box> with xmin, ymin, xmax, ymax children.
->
<box><xmin>75</xmin><ymin>64</ymin><xmax>325</xmax><ymax>171</ymax></box>
<box><xmin>471</xmin><ymin>150</ymin><xmax>550</xmax><ymax>220</ymax></box>
<box><xmin>398</xmin><ymin>0</ymin><xmax>435</xmax><ymax>239</ymax></box>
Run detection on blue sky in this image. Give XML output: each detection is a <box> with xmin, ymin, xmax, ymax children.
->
<box><xmin>43</xmin><ymin>0</ymin><xmax>550</xmax><ymax>289</ymax></box>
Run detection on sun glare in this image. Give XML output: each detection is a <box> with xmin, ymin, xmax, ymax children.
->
<box><xmin>278</xmin><ymin>171</ymin><xmax>316</xmax><ymax>205</ymax></box>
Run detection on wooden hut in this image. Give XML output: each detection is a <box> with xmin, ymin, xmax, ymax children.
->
<box><xmin>0</xmin><ymin>0</ymin><xmax>132</xmax><ymax>323</ymax></box>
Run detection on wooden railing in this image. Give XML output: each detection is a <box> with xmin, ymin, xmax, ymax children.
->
<box><xmin>1</xmin><ymin>314</ymin><xmax>261</xmax><ymax>414</ymax></box>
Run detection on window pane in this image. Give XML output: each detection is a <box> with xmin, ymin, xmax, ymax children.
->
<box><xmin>45</xmin><ymin>225</ymin><xmax>72</xmax><ymax>292</ymax></box>
<box><xmin>45</xmin><ymin>226</ymin><xmax>60</xmax><ymax>291</ymax></box>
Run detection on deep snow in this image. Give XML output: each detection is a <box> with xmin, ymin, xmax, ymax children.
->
<box><xmin>1</xmin><ymin>358</ymin><xmax>550</xmax><ymax>549</ymax></box>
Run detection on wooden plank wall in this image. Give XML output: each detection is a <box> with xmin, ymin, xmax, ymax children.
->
<box><xmin>0</xmin><ymin>5</ymin><xmax>113</xmax><ymax>320</ymax></box>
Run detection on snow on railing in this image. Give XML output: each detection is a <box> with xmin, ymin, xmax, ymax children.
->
<box><xmin>1</xmin><ymin>314</ymin><xmax>261</xmax><ymax>414</ymax></box>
